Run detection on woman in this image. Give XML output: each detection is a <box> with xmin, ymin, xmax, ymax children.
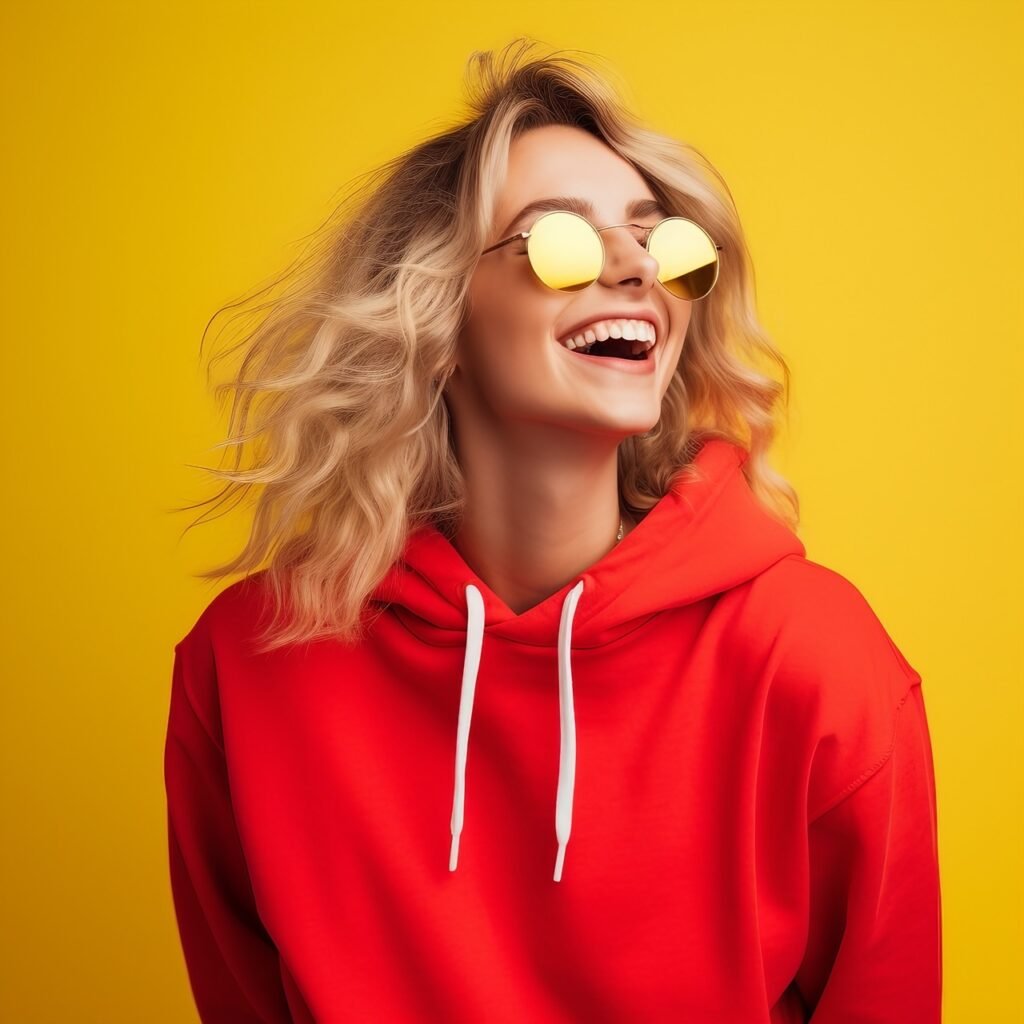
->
<box><xmin>164</xmin><ymin>39</ymin><xmax>941</xmax><ymax>1022</ymax></box>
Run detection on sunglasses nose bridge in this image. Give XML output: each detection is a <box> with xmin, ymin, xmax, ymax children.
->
<box><xmin>595</xmin><ymin>222</ymin><xmax>659</xmax><ymax>282</ymax></box>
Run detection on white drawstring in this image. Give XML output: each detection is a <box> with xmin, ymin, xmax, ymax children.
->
<box><xmin>449</xmin><ymin>579</ymin><xmax>585</xmax><ymax>882</ymax></box>
<box><xmin>449</xmin><ymin>583</ymin><xmax>484</xmax><ymax>873</ymax></box>
<box><xmin>554</xmin><ymin>579</ymin><xmax>584</xmax><ymax>882</ymax></box>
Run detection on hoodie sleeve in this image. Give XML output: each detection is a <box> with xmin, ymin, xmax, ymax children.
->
<box><xmin>794</xmin><ymin>680</ymin><xmax>943</xmax><ymax>1022</ymax></box>
<box><xmin>163</xmin><ymin>622</ymin><xmax>294</xmax><ymax>1023</ymax></box>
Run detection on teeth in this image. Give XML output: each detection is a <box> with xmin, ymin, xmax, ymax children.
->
<box><xmin>561</xmin><ymin>318</ymin><xmax>657</xmax><ymax>353</ymax></box>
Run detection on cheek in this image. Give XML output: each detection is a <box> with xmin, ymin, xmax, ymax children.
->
<box><xmin>655</xmin><ymin>304</ymin><xmax>691</xmax><ymax>378</ymax></box>
<box><xmin>668</xmin><ymin>303</ymin><xmax>693</xmax><ymax>350</ymax></box>
<box><xmin>672</xmin><ymin>299</ymin><xmax>693</xmax><ymax>330</ymax></box>
<box><xmin>463</xmin><ymin>317</ymin><xmax>552</xmax><ymax>384</ymax></box>
<box><xmin>466</xmin><ymin>274</ymin><xmax>567</xmax><ymax>361</ymax></box>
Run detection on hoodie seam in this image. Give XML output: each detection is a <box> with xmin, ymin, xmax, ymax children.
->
<box><xmin>390</xmin><ymin>603</ymin><xmax>668</xmax><ymax>650</ymax></box>
<box><xmin>807</xmin><ymin>681</ymin><xmax>920</xmax><ymax>824</ymax></box>
<box><xmin>494</xmin><ymin>609</ymin><xmax>668</xmax><ymax>649</ymax></box>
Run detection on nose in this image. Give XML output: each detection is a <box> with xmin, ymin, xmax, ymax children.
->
<box><xmin>598</xmin><ymin>225</ymin><xmax>659</xmax><ymax>290</ymax></box>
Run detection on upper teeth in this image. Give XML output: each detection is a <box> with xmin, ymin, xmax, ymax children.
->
<box><xmin>559</xmin><ymin>318</ymin><xmax>657</xmax><ymax>353</ymax></box>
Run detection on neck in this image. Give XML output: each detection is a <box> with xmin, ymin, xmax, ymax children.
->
<box><xmin>450</xmin><ymin>430</ymin><xmax>626</xmax><ymax>616</ymax></box>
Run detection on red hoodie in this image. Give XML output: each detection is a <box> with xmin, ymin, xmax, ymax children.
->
<box><xmin>164</xmin><ymin>438</ymin><xmax>942</xmax><ymax>1022</ymax></box>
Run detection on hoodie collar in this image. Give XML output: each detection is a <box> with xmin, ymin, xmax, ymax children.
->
<box><xmin>373</xmin><ymin>438</ymin><xmax>805</xmax><ymax>648</ymax></box>
<box><xmin>370</xmin><ymin>437</ymin><xmax>805</xmax><ymax>882</ymax></box>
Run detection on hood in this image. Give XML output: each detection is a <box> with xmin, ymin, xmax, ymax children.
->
<box><xmin>370</xmin><ymin>437</ymin><xmax>806</xmax><ymax>881</ymax></box>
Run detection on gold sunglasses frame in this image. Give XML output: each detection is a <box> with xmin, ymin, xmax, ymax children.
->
<box><xmin>480</xmin><ymin>210</ymin><xmax>724</xmax><ymax>297</ymax></box>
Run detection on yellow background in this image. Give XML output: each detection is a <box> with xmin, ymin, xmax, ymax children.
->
<box><xmin>2</xmin><ymin>2</ymin><xmax>1020</xmax><ymax>1020</ymax></box>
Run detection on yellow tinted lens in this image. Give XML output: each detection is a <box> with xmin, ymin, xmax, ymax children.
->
<box><xmin>647</xmin><ymin>218</ymin><xmax>719</xmax><ymax>299</ymax></box>
<box><xmin>527</xmin><ymin>211</ymin><xmax>603</xmax><ymax>291</ymax></box>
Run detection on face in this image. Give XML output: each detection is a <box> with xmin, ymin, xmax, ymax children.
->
<box><xmin>447</xmin><ymin>123</ymin><xmax>691</xmax><ymax>442</ymax></box>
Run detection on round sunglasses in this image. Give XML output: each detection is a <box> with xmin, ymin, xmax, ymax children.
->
<box><xmin>481</xmin><ymin>209</ymin><xmax>723</xmax><ymax>299</ymax></box>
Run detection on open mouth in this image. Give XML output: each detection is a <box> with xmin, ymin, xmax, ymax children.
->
<box><xmin>555</xmin><ymin>318</ymin><xmax>659</xmax><ymax>363</ymax></box>
<box><xmin>571</xmin><ymin>337</ymin><xmax>651</xmax><ymax>361</ymax></box>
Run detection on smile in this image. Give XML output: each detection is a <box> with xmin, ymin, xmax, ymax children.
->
<box><xmin>556</xmin><ymin>317</ymin><xmax>657</xmax><ymax>360</ymax></box>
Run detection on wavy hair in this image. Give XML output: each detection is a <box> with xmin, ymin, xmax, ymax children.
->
<box><xmin>173</xmin><ymin>36</ymin><xmax>800</xmax><ymax>654</ymax></box>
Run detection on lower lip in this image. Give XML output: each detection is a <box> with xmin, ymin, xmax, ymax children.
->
<box><xmin>556</xmin><ymin>339</ymin><xmax>657</xmax><ymax>374</ymax></box>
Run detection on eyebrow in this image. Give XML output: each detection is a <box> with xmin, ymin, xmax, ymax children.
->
<box><xmin>499</xmin><ymin>196</ymin><xmax>669</xmax><ymax>239</ymax></box>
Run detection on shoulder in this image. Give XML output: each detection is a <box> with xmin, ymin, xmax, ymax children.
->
<box><xmin>743</xmin><ymin>553</ymin><xmax>924</xmax><ymax>817</ymax></box>
<box><xmin>171</xmin><ymin>572</ymin><xmax>274</xmax><ymax>718</ymax></box>
<box><xmin>746</xmin><ymin>552</ymin><xmax>920</xmax><ymax>688</ymax></box>
<box><xmin>175</xmin><ymin>571</ymin><xmax>273</xmax><ymax>654</ymax></box>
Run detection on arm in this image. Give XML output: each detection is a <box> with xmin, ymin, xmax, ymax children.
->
<box><xmin>795</xmin><ymin>682</ymin><xmax>943</xmax><ymax>1022</ymax></box>
<box><xmin>163</xmin><ymin>626</ymin><xmax>294</xmax><ymax>1023</ymax></box>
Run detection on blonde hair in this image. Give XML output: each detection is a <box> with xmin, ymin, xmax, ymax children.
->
<box><xmin>174</xmin><ymin>37</ymin><xmax>799</xmax><ymax>654</ymax></box>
